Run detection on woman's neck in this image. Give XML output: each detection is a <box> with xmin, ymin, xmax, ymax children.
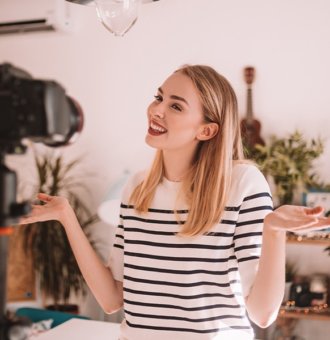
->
<box><xmin>162</xmin><ymin>149</ymin><xmax>195</xmax><ymax>182</ymax></box>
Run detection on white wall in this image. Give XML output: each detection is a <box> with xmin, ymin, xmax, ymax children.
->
<box><xmin>1</xmin><ymin>0</ymin><xmax>330</xmax><ymax>337</ymax></box>
<box><xmin>1</xmin><ymin>0</ymin><xmax>330</xmax><ymax>193</ymax></box>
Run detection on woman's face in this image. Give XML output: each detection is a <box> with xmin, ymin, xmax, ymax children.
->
<box><xmin>145</xmin><ymin>72</ymin><xmax>206</xmax><ymax>154</ymax></box>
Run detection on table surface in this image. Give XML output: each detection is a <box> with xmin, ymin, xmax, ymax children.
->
<box><xmin>34</xmin><ymin>318</ymin><xmax>121</xmax><ymax>340</ymax></box>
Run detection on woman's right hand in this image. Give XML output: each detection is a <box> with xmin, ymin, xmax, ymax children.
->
<box><xmin>19</xmin><ymin>193</ymin><xmax>72</xmax><ymax>226</ymax></box>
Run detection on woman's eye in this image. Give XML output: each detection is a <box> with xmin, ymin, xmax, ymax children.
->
<box><xmin>154</xmin><ymin>95</ymin><xmax>162</xmax><ymax>101</ymax></box>
<box><xmin>171</xmin><ymin>104</ymin><xmax>182</xmax><ymax>112</ymax></box>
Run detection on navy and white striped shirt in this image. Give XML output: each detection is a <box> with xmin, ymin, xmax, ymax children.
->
<box><xmin>108</xmin><ymin>163</ymin><xmax>273</xmax><ymax>340</ymax></box>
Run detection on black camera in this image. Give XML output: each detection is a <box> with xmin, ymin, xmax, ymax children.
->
<box><xmin>0</xmin><ymin>63</ymin><xmax>83</xmax><ymax>153</ymax></box>
<box><xmin>0</xmin><ymin>63</ymin><xmax>84</xmax><ymax>226</ymax></box>
<box><xmin>289</xmin><ymin>275</ymin><xmax>329</xmax><ymax>308</ymax></box>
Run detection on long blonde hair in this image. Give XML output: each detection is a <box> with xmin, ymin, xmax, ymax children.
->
<box><xmin>130</xmin><ymin>65</ymin><xmax>245</xmax><ymax>236</ymax></box>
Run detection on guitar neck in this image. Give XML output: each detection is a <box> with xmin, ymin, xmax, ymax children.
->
<box><xmin>246</xmin><ymin>87</ymin><xmax>253</xmax><ymax>121</ymax></box>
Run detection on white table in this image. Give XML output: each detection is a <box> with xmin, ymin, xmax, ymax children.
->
<box><xmin>34</xmin><ymin>318</ymin><xmax>121</xmax><ymax>340</ymax></box>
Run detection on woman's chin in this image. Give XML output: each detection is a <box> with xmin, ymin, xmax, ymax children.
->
<box><xmin>145</xmin><ymin>134</ymin><xmax>163</xmax><ymax>147</ymax></box>
<box><xmin>145</xmin><ymin>135</ymin><xmax>158</xmax><ymax>149</ymax></box>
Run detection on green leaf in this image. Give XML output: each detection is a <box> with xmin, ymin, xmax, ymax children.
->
<box><xmin>250</xmin><ymin>130</ymin><xmax>327</xmax><ymax>205</ymax></box>
<box><xmin>19</xmin><ymin>149</ymin><xmax>99</xmax><ymax>305</ymax></box>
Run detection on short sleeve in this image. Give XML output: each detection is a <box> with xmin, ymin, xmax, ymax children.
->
<box><xmin>233</xmin><ymin>165</ymin><xmax>273</xmax><ymax>298</ymax></box>
<box><xmin>107</xmin><ymin>170</ymin><xmax>145</xmax><ymax>282</ymax></box>
<box><xmin>107</xmin><ymin>215</ymin><xmax>124</xmax><ymax>282</ymax></box>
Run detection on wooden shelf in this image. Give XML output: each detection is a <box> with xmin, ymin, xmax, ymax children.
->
<box><xmin>286</xmin><ymin>237</ymin><xmax>330</xmax><ymax>246</ymax></box>
<box><xmin>278</xmin><ymin>308</ymin><xmax>330</xmax><ymax>321</ymax></box>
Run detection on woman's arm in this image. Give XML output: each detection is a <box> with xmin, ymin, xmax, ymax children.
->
<box><xmin>245</xmin><ymin>205</ymin><xmax>330</xmax><ymax>328</ymax></box>
<box><xmin>245</xmin><ymin>227</ymin><xmax>285</xmax><ymax>327</ymax></box>
<box><xmin>20</xmin><ymin>193</ymin><xmax>123</xmax><ymax>314</ymax></box>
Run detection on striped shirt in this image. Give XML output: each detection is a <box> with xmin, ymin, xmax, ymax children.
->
<box><xmin>108</xmin><ymin>163</ymin><xmax>273</xmax><ymax>340</ymax></box>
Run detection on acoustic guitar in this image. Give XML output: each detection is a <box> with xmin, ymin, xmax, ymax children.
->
<box><xmin>240</xmin><ymin>67</ymin><xmax>265</xmax><ymax>154</ymax></box>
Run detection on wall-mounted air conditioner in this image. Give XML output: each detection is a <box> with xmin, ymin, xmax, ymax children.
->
<box><xmin>0</xmin><ymin>0</ymin><xmax>73</xmax><ymax>35</ymax></box>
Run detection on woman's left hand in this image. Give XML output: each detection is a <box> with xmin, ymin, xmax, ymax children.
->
<box><xmin>264</xmin><ymin>205</ymin><xmax>330</xmax><ymax>233</ymax></box>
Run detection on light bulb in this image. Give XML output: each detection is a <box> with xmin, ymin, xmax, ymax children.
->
<box><xmin>94</xmin><ymin>0</ymin><xmax>140</xmax><ymax>37</ymax></box>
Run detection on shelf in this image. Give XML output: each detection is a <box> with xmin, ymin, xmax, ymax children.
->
<box><xmin>286</xmin><ymin>236</ymin><xmax>330</xmax><ymax>246</ymax></box>
<box><xmin>278</xmin><ymin>307</ymin><xmax>330</xmax><ymax>321</ymax></box>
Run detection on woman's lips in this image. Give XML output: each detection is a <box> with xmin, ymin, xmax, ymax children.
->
<box><xmin>148</xmin><ymin>121</ymin><xmax>167</xmax><ymax>136</ymax></box>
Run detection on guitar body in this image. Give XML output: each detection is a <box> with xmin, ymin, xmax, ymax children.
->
<box><xmin>240</xmin><ymin>67</ymin><xmax>265</xmax><ymax>154</ymax></box>
<box><xmin>240</xmin><ymin>118</ymin><xmax>264</xmax><ymax>148</ymax></box>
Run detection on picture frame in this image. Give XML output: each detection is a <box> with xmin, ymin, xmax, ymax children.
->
<box><xmin>301</xmin><ymin>190</ymin><xmax>330</xmax><ymax>237</ymax></box>
<box><xmin>304</xmin><ymin>190</ymin><xmax>330</xmax><ymax>217</ymax></box>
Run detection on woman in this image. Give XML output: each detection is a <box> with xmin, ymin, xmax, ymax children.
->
<box><xmin>20</xmin><ymin>65</ymin><xmax>330</xmax><ymax>340</ymax></box>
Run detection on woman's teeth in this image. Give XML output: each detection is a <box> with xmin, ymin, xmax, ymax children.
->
<box><xmin>150</xmin><ymin>122</ymin><xmax>167</xmax><ymax>133</ymax></box>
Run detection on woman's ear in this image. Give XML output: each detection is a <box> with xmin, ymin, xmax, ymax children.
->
<box><xmin>197</xmin><ymin>123</ymin><xmax>219</xmax><ymax>141</ymax></box>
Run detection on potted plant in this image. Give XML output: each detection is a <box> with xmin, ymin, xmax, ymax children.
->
<box><xmin>19</xmin><ymin>149</ymin><xmax>99</xmax><ymax>312</ymax></box>
<box><xmin>253</xmin><ymin>131</ymin><xmax>324</xmax><ymax>206</ymax></box>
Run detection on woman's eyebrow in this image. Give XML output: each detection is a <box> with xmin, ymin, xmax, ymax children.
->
<box><xmin>158</xmin><ymin>87</ymin><xmax>189</xmax><ymax>106</ymax></box>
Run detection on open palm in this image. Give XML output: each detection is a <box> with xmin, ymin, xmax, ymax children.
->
<box><xmin>266</xmin><ymin>205</ymin><xmax>330</xmax><ymax>233</ymax></box>
<box><xmin>19</xmin><ymin>193</ymin><xmax>69</xmax><ymax>225</ymax></box>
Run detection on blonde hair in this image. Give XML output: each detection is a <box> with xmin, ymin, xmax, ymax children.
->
<box><xmin>130</xmin><ymin>65</ymin><xmax>245</xmax><ymax>236</ymax></box>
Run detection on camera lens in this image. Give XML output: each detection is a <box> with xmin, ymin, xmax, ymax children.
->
<box><xmin>44</xmin><ymin>95</ymin><xmax>84</xmax><ymax>147</ymax></box>
<box><xmin>66</xmin><ymin>96</ymin><xmax>84</xmax><ymax>143</ymax></box>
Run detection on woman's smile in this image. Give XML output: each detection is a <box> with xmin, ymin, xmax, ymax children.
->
<box><xmin>148</xmin><ymin>120</ymin><xmax>168</xmax><ymax>136</ymax></box>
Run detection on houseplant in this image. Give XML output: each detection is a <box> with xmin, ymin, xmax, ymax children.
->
<box><xmin>20</xmin><ymin>149</ymin><xmax>99</xmax><ymax>312</ymax></box>
<box><xmin>253</xmin><ymin>131</ymin><xmax>324</xmax><ymax>206</ymax></box>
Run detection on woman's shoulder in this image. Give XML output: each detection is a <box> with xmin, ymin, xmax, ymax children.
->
<box><xmin>232</xmin><ymin>161</ymin><xmax>263</xmax><ymax>180</ymax></box>
<box><xmin>231</xmin><ymin>161</ymin><xmax>270</xmax><ymax>197</ymax></box>
<box><xmin>128</xmin><ymin>170</ymin><xmax>146</xmax><ymax>185</ymax></box>
<box><xmin>121</xmin><ymin>170</ymin><xmax>146</xmax><ymax>199</ymax></box>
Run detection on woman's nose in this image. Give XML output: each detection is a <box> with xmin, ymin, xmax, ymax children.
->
<box><xmin>150</xmin><ymin>105</ymin><xmax>165</xmax><ymax>119</ymax></box>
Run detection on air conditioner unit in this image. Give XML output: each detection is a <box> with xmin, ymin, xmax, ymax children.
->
<box><xmin>0</xmin><ymin>0</ymin><xmax>73</xmax><ymax>35</ymax></box>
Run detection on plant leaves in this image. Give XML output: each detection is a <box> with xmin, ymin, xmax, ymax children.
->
<box><xmin>20</xmin><ymin>149</ymin><xmax>99</xmax><ymax>305</ymax></box>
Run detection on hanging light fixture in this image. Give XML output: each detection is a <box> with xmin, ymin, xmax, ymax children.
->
<box><xmin>66</xmin><ymin>0</ymin><xmax>160</xmax><ymax>37</ymax></box>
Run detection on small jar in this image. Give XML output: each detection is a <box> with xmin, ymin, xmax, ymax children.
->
<box><xmin>309</xmin><ymin>274</ymin><xmax>328</xmax><ymax>306</ymax></box>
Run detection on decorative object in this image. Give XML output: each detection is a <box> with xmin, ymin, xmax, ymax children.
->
<box><xmin>240</xmin><ymin>66</ymin><xmax>265</xmax><ymax>156</ymax></box>
<box><xmin>285</xmin><ymin>261</ymin><xmax>298</xmax><ymax>283</ymax></box>
<box><xmin>304</xmin><ymin>191</ymin><xmax>330</xmax><ymax>217</ymax></box>
<box><xmin>253</xmin><ymin>130</ymin><xmax>324</xmax><ymax>206</ymax></box>
<box><xmin>66</xmin><ymin>0</ymin><xmax>160</xmax><ymax>37</ymax></box>
<box><xmin>19</xmin><ymin>149</ymin><xmax>99</xmax><ymax>311</ymax></box>
<box><xmin>309</xmin><ymin>274</ymin><xmax>328</xmax><ymax>306</ymax></box>
<box><xmin>302</xmin><ymin>190</ymin><xmax>330</xmax><ymax>238</ymax></box>
<box><xmin>289</xmin><ymin>275</ymin><xmax>312</xmax><ymax>308</ymax></box>
<box><xmin>284</xmin><ymin>261</ymin><xmax>298</xmax><ymax>302</ymax></box>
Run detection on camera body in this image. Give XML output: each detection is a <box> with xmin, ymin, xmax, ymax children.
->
<box><xmin>0</xmin><ymin>63</ymin><xmax>83</xmax><ymax>226</ymax></box>
<box><xmin>0</xmin><ymin>63</ymin><xmax>83</xmax><ymax>153</ymax></box>
<box><xmin>289</xmin><ymin>274</ymin><xmax>329</xmax><ymax>308</ymax></box>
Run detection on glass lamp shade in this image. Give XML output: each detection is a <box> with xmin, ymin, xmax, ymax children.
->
<box><xmin>66</xmin><ymin>0</ymin><xmax>95</xmax><ymax>5</ymax></box>
<box><xmin>65</xmin><ymin>0</ymin><xmax>159</xmax><ymax>36</ymax></box>
<box><xmin>95</xmin><ymin>0</ymin><xmax>140</xmax><ymax>37</ymax></box>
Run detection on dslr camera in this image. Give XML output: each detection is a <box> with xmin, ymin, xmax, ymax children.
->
<box><xmin>0</xmin><ymin>63</ymin><xmax>84</xmax><ymax>226</ymax></box>
<box><xmin>0</xmin><ymin>63</ymin><xmax>83</xmax><ymax>152</ymax></box>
